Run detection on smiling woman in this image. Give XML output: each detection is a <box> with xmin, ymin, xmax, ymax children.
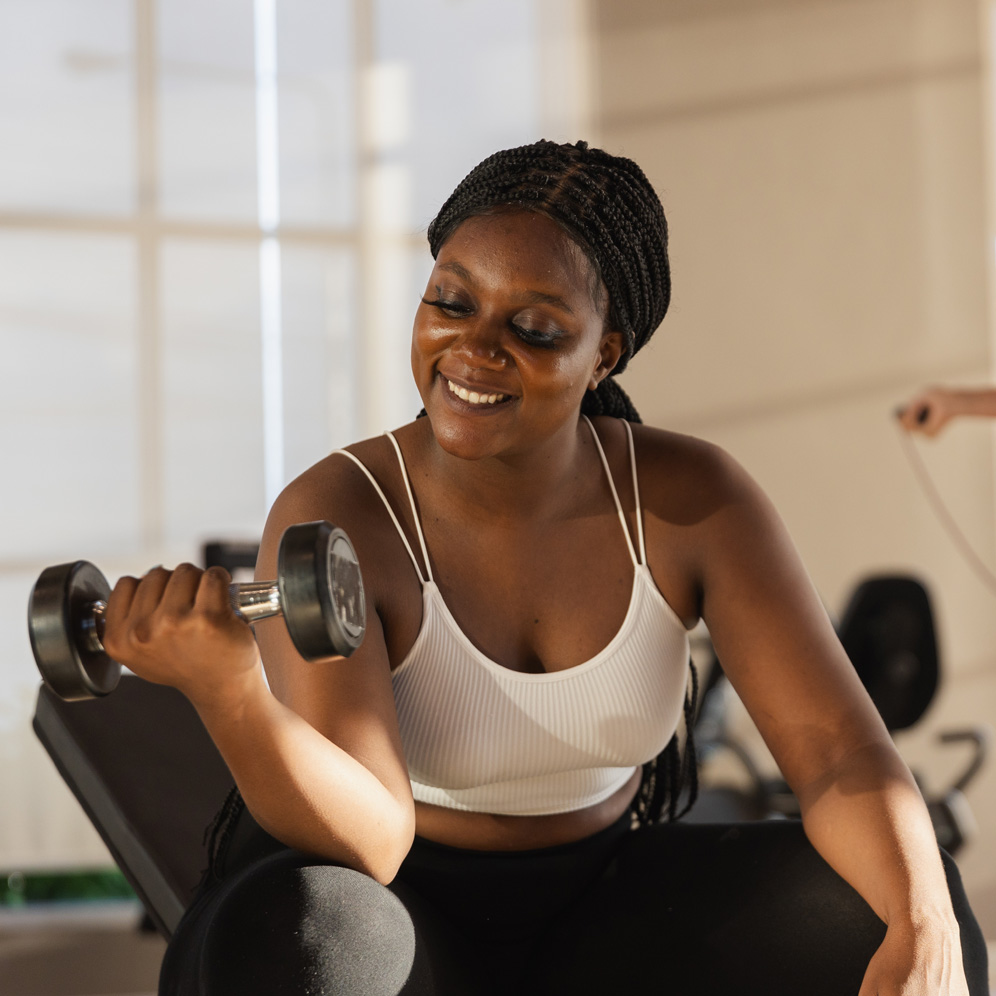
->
<box><xmin>98</xmin><ymin>140</ymin><xmax>987</xmax><ymax>996</ymax></box>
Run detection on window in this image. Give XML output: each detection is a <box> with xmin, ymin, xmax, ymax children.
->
<box><xmin>0</xmin><ymin>0</ymin><xmax>588</xmax><ymax>870</ymax></box>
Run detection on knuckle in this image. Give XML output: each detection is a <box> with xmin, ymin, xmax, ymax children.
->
<box><xmin>191</xmin><ymin>614</ymin><xmax>218</xmax><ymax>637</ymax></box>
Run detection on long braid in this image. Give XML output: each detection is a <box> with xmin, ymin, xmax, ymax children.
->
<box><xmin>427</xmin><ymin>140</ymin><xmax>697</xmax><ymax>824</ymax></box>
<box><xmin>203</xmin><ymin>783</ymin><xmax>245</xmax><ymax>883</ymax></box>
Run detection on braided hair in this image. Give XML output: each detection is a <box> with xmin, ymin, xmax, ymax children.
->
<box><xmin>427</xmin><ymin>139</ymin><xmax>697</xmax><ymax>824</ymax></box>
<box><xmin>428</xmin><ymin>139</ymin><xmax>670</xmax><ymax>421</ymax></box>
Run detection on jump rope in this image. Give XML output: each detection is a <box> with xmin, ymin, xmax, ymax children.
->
<box><xmin>894</xmin><ymin>407</ymin><xmax>996</xmax><ymax>597</ymax></box>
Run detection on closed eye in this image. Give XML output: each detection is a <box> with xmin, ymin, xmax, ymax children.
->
<box><xmin>421</xmin><ymin>296</ymin><xmax>472</xmax><ymax>317</ymax></box>
<box><xmin>511</xmin><ymin>323</ymin><xmax>562</xmax><ymax>349</ymax></box>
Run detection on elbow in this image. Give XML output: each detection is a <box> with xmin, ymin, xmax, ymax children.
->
<box><xmin>361</xmin><ymin>802</ymin><xmax>416</xmax><ymax>886</ymax></box>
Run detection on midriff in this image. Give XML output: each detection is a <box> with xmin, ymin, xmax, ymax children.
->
<box><xmin>412</xmin><ymin>767</ymin><xmax>642</xmax><ymax>851</ymax></box>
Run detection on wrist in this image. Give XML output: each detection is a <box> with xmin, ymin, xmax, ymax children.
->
<box><xmin>184</xmin><ymin>661</ymin><xmax>268</xmax><ymax>719</ymax></box>
<box><xmin>884</xmin><ymin>902</ymin><xmax>960</xmax><ymax>937</ymax></box>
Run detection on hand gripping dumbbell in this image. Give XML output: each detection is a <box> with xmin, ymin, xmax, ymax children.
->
<box><xmin>28</xmin><ymin>520</ymin><xmax>366</xmax><ymax>702</ymax></box>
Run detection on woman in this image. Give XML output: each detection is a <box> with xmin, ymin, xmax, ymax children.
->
<box><xmin>103</xmin><ymin>140</ymin><xmax>986</xmax><ymax>995</ymax></box>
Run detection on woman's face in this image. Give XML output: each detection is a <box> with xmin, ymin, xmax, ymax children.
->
<box><xmin>412</xmin><ymin>210</ymin><xmax>624</xmax><ymax>461</ymax></box>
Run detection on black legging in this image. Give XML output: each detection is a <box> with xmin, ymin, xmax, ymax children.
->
<box><xmin>160</xmin><ymin>804</ymin><xmax>988</xmax><ymax>996</ymax></box>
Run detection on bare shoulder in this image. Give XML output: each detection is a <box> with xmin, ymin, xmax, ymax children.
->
<box><xmin>268</xmin><ymin>421</ymin><xmax>422</xmax><ymax>523</ymax></box>
<box><xmin>257</xmin><ymin>424</ymin><xmax>422</xmax><ymax>597</ymax></box>
<box><xmin>618</xmin><ymin>421</ymin><xmax>763</xmax><ymax>526</ymax></box>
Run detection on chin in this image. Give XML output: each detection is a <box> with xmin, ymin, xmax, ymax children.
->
<box><xmin>423</xmin><ymin>409</ymin><xmax>503</xmax><ymax>461</ymax></box>
<box><xmin>431</xmin><ymin>424</ymin><xmax>493</xmax><ymax>461</ymax></box>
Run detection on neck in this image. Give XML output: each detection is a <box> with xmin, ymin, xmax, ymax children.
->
<box><xmin>419</xmin><ymin>417</ymin><xmax>597</xmax><ymax>524</ymax></box>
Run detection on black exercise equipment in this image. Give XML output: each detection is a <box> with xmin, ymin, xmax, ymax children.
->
<box><xmin>28</xmin><ymin>520</ymin><xmax>366</xmax><ymax>701</ymax></box>
<box><xmin>33</xmin><ymin>674</ymin><xmax>233</xmax><ymax>938</ymax></box>
<box><xmin>839</xmin><ymin>575</ymin><xmax>987</xmax><ymax>854</ymax></box>
<box><xmin>202</xmin><ymin>538</ymin><xmax>260</xmax><ymax>578</ymax></box>
<box><xmin>838</xmin><ymin>575</ymin><xmax>939</xmax><ymax>731</ymax></box>
<box><xmin>691</xmin><ymin>574</ymin><xmax>989</xmax><ymax>853</ymax></box>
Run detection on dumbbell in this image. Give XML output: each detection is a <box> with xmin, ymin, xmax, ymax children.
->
<box><xmin>28</xmin><ymin>520</ymin><xmax>365</xmax><ymax>702</ymax></box>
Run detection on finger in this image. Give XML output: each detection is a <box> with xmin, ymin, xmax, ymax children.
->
<box><xmin>194</xmin><ymin>565</ymin><xmax>236</xmax><ymax>619</ymax></box>
<box><xmin>898</xmin><ymin>402</ymin><xmax>934</xmax><ymax>434</ymax></box>
<box><xmin>104</xmin><ymin>575</ymin><xmax>140</xmax><ymax>630</ymax></box>
<box><xmin>920</xmin><ymin>410</ymin><xmax>949</xmax><ymax>438</ymax></box>
<box><xmin>126</xmin><ymin>566</ymin><xmax>172</xmax><ymax>623</ymax></box>
<box><xmin>158</xmin><ymin>562</ymin><xmax>204</xmax><ymax>617</ymax></box>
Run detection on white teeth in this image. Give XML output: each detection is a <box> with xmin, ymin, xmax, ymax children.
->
<box><xmin>447</xmin><ymin>379</ymin><xmax>505</xmax><ymax>405</ymax></box>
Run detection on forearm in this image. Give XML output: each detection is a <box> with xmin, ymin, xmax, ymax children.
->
<box><xmin>188</xmin><ymin>667</ymin><xmax>415</xmax><ymax>884</ymax></box>
<box><xmin>797</xmin><ymin>740</ymin><xmax>957</xmax><ymax>931</ymax></box>
<box><xmin>900</xmin><ymin>385</ymin><xmax>996</xmax><ymax>435</ymax></box>
<box><xmin>954</xmin><ymin>387</ymin><xmax>996</xmax><ymax>419</ymax></box>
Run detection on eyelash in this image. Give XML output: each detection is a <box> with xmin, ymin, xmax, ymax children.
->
<box><xmin>421</xmin><ymin>297</ymin><xmax>562</xmax><ymax>349</ymax></box>
<box><xmin>511</xmin><ymin>323</ymin><xmax>559</xmax><ymax>348</ymax></box>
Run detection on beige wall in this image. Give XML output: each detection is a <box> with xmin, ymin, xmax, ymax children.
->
<box><xmin>594</xmin><ymin>0</ymin><xmax>996</xmax><ymax>931</ymax></box>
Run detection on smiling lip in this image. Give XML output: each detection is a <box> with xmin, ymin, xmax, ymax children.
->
<box><xmin>442</xmin><ymin>376</ymin><xmax>512</xmax><ymax>407</ymax></box>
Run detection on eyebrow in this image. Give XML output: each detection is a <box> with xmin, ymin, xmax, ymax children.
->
<box><xmin>437</xmin><ymin>261</ymin><xmax>576</xmax><ymax>316</ymax></box>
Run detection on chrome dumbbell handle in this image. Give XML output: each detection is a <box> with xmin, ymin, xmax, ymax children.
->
<box><xmin>81</xmin><ymin>580</ymin><xmax>288</xmax><ymax>653</ymax></box>
<box><xmin>234</xmin><ymin>581</ymin><xmax>283</xmax><ymax>621</ymax></box>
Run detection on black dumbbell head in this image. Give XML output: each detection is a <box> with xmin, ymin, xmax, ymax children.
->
<box><xmin>277</xmin><ymin>521</ymin><xmax>366</xmax><ymax>661</ymax></box>
<box><xmin>28</xmin><ymin>561</ymin><xmax>121</xmax><ymax>700</ymax></box>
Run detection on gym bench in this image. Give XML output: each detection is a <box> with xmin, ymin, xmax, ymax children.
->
<box><xmin>32</xmin><ymin>675</ymin><xmax>234</xmax><ymax>938</ymax></box>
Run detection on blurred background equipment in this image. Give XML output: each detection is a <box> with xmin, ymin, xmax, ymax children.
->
<box><xmin>693</xmin><ymin>573</ymin><xmax>990</xmax><ymax>858</ymax></box>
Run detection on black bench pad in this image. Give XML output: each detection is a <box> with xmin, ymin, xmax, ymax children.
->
<box><xmin>33</xmin><ymin>675</ymin><xmax>234</xmax><ymax>938</ymax></box>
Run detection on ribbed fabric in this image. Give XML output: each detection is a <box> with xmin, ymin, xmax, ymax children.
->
<box><xmin>334</xmin><ymin>418</ymin><xmax>690</xmax><ymax>816</ymax></box>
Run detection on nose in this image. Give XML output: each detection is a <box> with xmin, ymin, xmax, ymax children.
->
<box><xmin>450</xmin><ymin>315</ymin><xmax>508</xmax><ymax>370</ymax></box>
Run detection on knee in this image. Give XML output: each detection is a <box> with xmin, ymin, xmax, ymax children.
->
<box><xmin>200</xmin><ymin>854</ymin><xmax>417</xmax><ymax>995</ymax></box>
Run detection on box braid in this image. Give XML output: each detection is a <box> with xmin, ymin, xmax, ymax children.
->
<box><xmin>425</xmin><ymin>139</ymin><xmax>697</xmax><ymax>824</ymax></box>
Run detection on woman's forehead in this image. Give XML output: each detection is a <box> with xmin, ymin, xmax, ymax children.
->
<box><xmin>434</xmin><ymin>210</ymin><xmax>604</xmax><ymax>303</ymax></box>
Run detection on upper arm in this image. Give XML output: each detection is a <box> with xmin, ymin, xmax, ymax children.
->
<box><xmin>646</xmin><ymin>436</ymin><xmax>892</xmax><ymax>797</ymax></box>
<box><xmin>251</xmin><ymin>462</ymin><xmax>414</xmax><ymax>809</ymax></box>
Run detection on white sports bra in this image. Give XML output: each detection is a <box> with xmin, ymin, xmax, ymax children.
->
<box><xmin>335</xmin><ymin>417</ymin><xmax>690</xmax><ymax>816</ymax></box>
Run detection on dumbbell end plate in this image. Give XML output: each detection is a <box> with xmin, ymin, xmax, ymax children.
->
<box><xmin>278</xmin><ymin>521</ymin><xmax>366</xmax><ymax>662</ymax></box>
<box><xmin>28</xmin><ymin>562</ymin><xmax>121</xmax><ymax>701</ymax></box>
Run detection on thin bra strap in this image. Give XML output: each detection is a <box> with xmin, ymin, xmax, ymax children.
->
<box><xmin>384</xmin><ymin>432</ymin><xmax>434</xmax><ymax>584</ymax></box>
<box><xmin>621</xmin><ymin>419</ymin><xmax>648</xmax><ymax>565</ymax></box>
<box><xmin>581</xmin><ymin>415</ymin><xmax>640</xmax><ymax>567</ymax></box>
<box><xmin>331</xmin><ymin>449</ymin><xmax>426</xmax><ymax>585</ymax></box>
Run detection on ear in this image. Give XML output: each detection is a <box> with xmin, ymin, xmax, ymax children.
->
<box><xmin>588</xmin><ymin>331</ymin><xmax>625</xmax><ymax>391</ymax></box>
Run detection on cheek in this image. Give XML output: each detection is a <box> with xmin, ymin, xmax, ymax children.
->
<box><xmin>411</xmin><ymin>314</ymin><xmax>450</xmax><ymax>365</ymax></box>
<box><xmin>531</xmin><ymin>351</ymin><xmax>592</xmax><ymax>406</ymax></box>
